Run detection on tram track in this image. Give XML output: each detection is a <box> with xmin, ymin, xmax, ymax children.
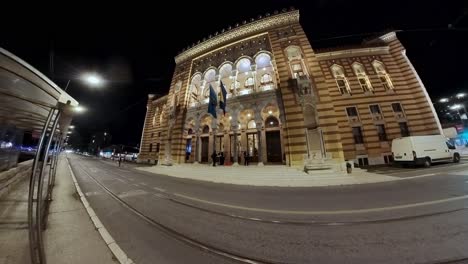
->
<box><xmin>71</xmin><ymin>160</ymin><xmax>274</xmax><ymax>264</ymax></box>
<box><xmin>82</xmin><ymin>159</ymin><xmax>468</xmax><ymax>226</ymax></box>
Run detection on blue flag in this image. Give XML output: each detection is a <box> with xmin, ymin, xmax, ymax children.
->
<box><xmin>208</xmin><ymin>85</ymin><xmax>217</xmax><ymax>119</ymax></box>
<box><xmin>219</xmin><ymin>81</ymin><xmax>227</xmax><ymax>116</ymax></box>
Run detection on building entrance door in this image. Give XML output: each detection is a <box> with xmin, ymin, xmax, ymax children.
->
<box><xmin>201</xmin><ymin>137</ymin><xmax>209</xmax><ymax>162</ymax></box>
<box><xmin>185</xmin><ymin>138</ymin><xmax>192</xmax><ymax>163</ymax></box>
<box><xmin>266</xmin><ymin>131</ymin><xmax>282</xmax><ymax>163</ymax></box>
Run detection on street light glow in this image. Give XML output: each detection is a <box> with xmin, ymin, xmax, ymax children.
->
<box><xmin>456</xmin><ymin>93</ymin><xmax>466</xmax><ymax>99</ymax></box>
<box><xmin>69</xmin><ymin>125</ymin><xmax>75</xmax><ymax>129</ymax></box>
<box><xmin>439</xmin><ymin>98</ymin><xmax>449</xmax><ymax>103</ymax></box>
<box><xmin>74</xmin><ymin>105</ymin><xmax>86</xmax><ymax>113</ymax></box>
<box><xmin>450</xmin><ymin>104</ymin><xmax>462</xmax><ymax>110</ymax></box>
<box><xmin>82</xmin><ymin>73</ymin><xmax>104</xmax><ymax>87</ymax></box>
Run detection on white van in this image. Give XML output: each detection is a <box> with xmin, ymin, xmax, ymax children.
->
<box><xmin>391</xmin><ymin>135</ymin><xmax>460</xmax><ymax>167</ymax></box>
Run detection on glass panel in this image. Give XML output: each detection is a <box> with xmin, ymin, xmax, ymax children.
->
<box><xmin>352</xmin><ymin>127</ymin><xmax>364</xmax><ymax>144</ymax></box>
<box><xmin>399</xmin><ymin>122</ymin><xmax>410</xmax><ymax>137</ymax></box>
<box><xmin>346</xmin><ymin>107</ymin><xmax>358</xmax><ymax>117</ymax></box>
<box><xmin>370</xmin><ymin>105</ymin><xmax>381</xmax><ymax>114</ymax></box>
<box><xmin>392</xmin><ymin>103</ymin><xmax>403</xmax><ymax>112</ymax></box>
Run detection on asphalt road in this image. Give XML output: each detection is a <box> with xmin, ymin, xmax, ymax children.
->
<box><xmin>68</xmin><ymin>154</ymin><xmax>468</xmax><ymax>264</ymax></box>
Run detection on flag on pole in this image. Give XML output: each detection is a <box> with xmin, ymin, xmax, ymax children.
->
<box><xmin>219</xmin><ymin>81</ymin><xmax>227</xmax><ymax>115</ymax></box>
<box><xmin>208</xmin><ymin>84</ymin><xmax>217</xmax><ymax>119</ymax></box>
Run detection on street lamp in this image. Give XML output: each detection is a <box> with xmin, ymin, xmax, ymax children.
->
<box><xmin>456</xmin><ymin>93</ymin><xmax>466</xmax><ymax>99</ymax></box>
<box><xmin>64</xmin><ymin>72</ymin><xmax>105</xmax><ymax>91</ymax></box>
<box><xmin>439</xmin><ymin>98</ymin><xmax>449</xmax><ymax>103</ymax></box>
<box><xmin>74</xmin><ymin>105</ymin><xmax>86</xmax><ymax>113</ymax></box>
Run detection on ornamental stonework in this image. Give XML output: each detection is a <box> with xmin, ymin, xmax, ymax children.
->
<box><xmin>191</xmin><ymin>35</ymin><xmax>272</xmax><ymax>74</ymax></box>
<box><xmin>175</xmin><ymin>10</ymin><xmax>300</xmax><ymax>64</ymax></box>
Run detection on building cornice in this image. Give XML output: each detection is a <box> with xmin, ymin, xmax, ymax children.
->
<box><xmin>174</xmin><ymin>10</ymin><xmax>299</xmax><ymax>64</ymax></box>
<box><xmin>315</xmin><ymin>46</ymin><xmax>389</xmax><ymax>60</ymax></box>
<box><xmin>151</xmin><ymin>95</ymin><xmax>168</xmax><ymax>105</ymax></box>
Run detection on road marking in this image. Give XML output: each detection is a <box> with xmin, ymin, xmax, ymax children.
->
<box><xmin>153</xmin><ymin>187</ymin><xmax>166</xmax><ymax>192</ymax></box>
<box><xmin>173</xmin><ymin>192</ymin><xmax>468</xmax><ymax>215</ymax></box>
<box><xmin>153</xmin><ymin>193</ymin><xmax>166</xmax><ymax>199</ymax></box>
<box><xmin>118</xmin><ymin>189</ymin><xmax>148</xmax><ymax>199</ymax></box>
<box><xmin>416</xmin><ymin>173</ymin><xmax>436</xmax><ymax>177</ymax></box>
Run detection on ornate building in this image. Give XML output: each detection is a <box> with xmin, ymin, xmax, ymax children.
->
<box><xmin>138</xmin><ymin>8</ymin><xmax>442</xmax><ymax>169</ymax></box>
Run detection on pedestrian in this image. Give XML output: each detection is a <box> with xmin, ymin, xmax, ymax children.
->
<box><xmin>243</xmin><ymin>151</ymin><xmax>248</xmax><ymax>166</ymax></box>
<box><xmin>220</xmin><ymin>152</ymin><xmax>225</xmax><ymax>165</ymax></box>
<box><xmin>211</xmin><ymin>151</ymin><xmax>217</xmax><ymax>167</ymax></box>
<box><xmin>118</xmin><ymin>154</ymin><xmax>122</xmax><ymax>167</ymax></box>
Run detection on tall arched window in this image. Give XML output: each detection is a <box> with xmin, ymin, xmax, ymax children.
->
<box><xmin>285</xmin><ymin>46</ymin><xmax>305</xmax><ymax>78</ymax></box>
<box><xmin>352</xmin><ymin>63</ymin><xmax>373</xmax><ymax>93</ymax></box>
<box><xmin>331</xmin><ymin>65</ymin><xmax>351</xmax><ymax>95</ymax></box>
<box><xmin>189</xmin><ymin>74</ymin><xmax>202</xmax><ymax>106</ymax></box>
<box><xmin>152</xmin><ymin>107</ymin><xmax>159</xmax><ymax>127</ymax></box>
<box><xmin>202</xmin><ymin>125</ymin><xmax>210</xmax><ymax>134</ymax></box>
<box><xmin>174</xmin><ymin>80</ymin><xmax>182</xmax><ymax>93</ymax></box>
<box><xmin>372</xmin><ymin>61</ymin><xmax>394</xmax><ymax>90</ymax></box>
<box><xmin>203</xmin><ymin>68</ymin><xmax>217</xmax><ymax>99</ymax></box>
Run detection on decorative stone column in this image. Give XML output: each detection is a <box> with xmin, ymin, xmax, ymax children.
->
<box><xmin>193</xmin><ymin>114</ymin><xmax>201</xmax><ymax>164</ymax></box>
<box><xmin>256</xmin><ymin>120</ymin><xmax>264</xmax><ymax>166</ymax></box>
<box><xmin>254</xmin><ymin>105</ymin><xmax>264</xmax><ymax>166</ymax></box>
<box><xmin>230</xmin><ymin>110</ymin><xmax>239</xmax><ymax>166</ymax></box>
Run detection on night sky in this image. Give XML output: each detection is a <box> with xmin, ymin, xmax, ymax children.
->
<box><xmin>1</xmin><ymin>0</ymin><xmax>467</xmax><ymax>147</ymax></box>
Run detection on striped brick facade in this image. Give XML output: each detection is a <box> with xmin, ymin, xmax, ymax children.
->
<box><xmin>138</xmin><ymin>9</ymin><xmax>441</xmax><ymax>167</ymax></box>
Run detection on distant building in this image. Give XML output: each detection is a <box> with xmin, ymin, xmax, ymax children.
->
<box><xmin>139</xmin><ymin>8</ymin><xmax>442</xmax><ymax>169</ymax></box>
<box><xmin>88</xmin><ymin>131</ymin><xmax>111</xmax><ymax>155</ymax></box>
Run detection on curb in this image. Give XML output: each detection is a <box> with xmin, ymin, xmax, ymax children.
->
<box><xmin>67</xmin><ymin>160</ymin><xmax>135</xmax><ymax>264</ymax></box>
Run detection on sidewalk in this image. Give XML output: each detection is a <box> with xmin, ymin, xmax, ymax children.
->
<box><xmin>0</xmin><ymin>156</ymin><xmax>118</xmax><ymax>264</ymax></box>
<box><xmin>136</xmin><ymin>164</ymin><xmax>399</xmax><ymax>187</ymax></box>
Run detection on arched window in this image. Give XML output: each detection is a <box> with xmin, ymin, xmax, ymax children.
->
<box><xmin>202</xmin><ymin>125</ymin><xmax>210</xmax><ymax>134</ymax></box>
<box><xmin>265</xmin><ymin>116</ymin><xmax>279</xmax><ymax>128</ymax></box>
<box><xmin>331</xmin><ymin>65</ymin><xmax>351</xmax><ymax>95</ymax></box>
<box><xmin>285</xmin><ymin>46</ymin><xmax>305</xmax><ymax>78</ymax></box>
<box><xmin>149</xmin><ymin>143</ymin><xmax>153</xmax><ymax>152</ymax></box>
<box><xmin>352</xmin><ymin>63</ymin><xmax>373</xmax><ymax>93</ymax></box>
<box><xmin>174</xmin><ymin>80</ymin><xmax>182</xmax><ymax>92</ymax></box>
<box><xmin>255</xmin><ymin>53</ymin><xmax>271</xmax><ymax>69</ymax></box>
<box><xmin>372</xmin><ymin>61</ymin><xmax>394</xmax><ymax>90</ymax></box>
<box><xmin>247</xmin><ymin>120</ymin><xmax>256</xmax><ymax>129</ymax></box>
<box><xmin>188</xmin><ymin>128</ymin><xmax>193</xmax><ymax>135</ymax></box>
<box><xmin>236</xmin><ymin>58</ymin><xmax>251</xmax><ymax>73</ymax></box>
<box><xmin>189</xmin><ymin>74</ymin><xmax>202</xmax><ymax>105</ymax></box>
<box><xmin>219</xmin><ymin>63</ymin><xmax>232</xmax><ymax>78</ymax></box>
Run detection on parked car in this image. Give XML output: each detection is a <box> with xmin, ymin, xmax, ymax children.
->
<box><xmin>392</xmin><ymin>135</ymin><xmax>461</xmax><ymax>167</ymax></box>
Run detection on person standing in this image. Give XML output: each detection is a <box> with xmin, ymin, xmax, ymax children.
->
<box><xmin>220</xmin><ymin>152</ymin><xmax>225</xmax><ymax>165</ymax></box>
<box><xmin>211</xmin><ymin>151</ymin><xmax>217</xmax><ymax>167</ymax></box>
